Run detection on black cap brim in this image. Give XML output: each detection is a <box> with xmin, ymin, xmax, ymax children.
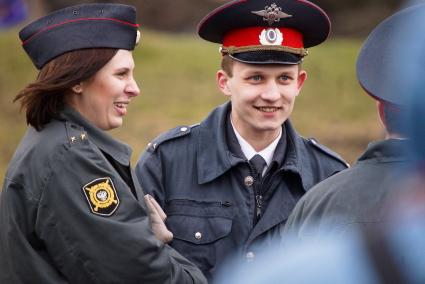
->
<box><xmin>230</xmin><ymin>50</ymin><xmax>302</xmax><ymax>65</ymax></box>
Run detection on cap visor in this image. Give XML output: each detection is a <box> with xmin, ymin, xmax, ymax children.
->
<box><xmin>230</xmin><ymin>50</ymin><xmax>302</xmax><ymax>65</ymax></box>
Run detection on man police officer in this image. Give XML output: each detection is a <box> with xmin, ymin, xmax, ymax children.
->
<box><xmin>136</xmin><ymin>0</ymin><xmax>348</xmax><ymax>281</ymax></box>
<box><xmin>283</xmin><ymin>3</ymin><xmax>419</xmax><ymax>241</ymax></box>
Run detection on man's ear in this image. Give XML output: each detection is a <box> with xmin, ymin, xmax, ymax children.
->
<box><xmin>217</xmin><ymin>70</ymin><xmax>231</xmax><ymax>97</ymax></box>
<box><xmin>377</xmin><ymin>100</ymin><xmax>387</xmax><ymax>127</ymax></box>
<box><xmin>297</xmin><ymin>69</ymin><xmax>307</xmax><ymax>91</ymax></box>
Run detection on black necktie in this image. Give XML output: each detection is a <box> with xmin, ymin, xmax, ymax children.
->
<box><xmin>250</xmin><ymin>154</ymin><xmax>266</xmax><ymax>177</ymax></box>
<box><xmin>249</xmin><ymin>154</ymin><xmax>267</xmax><ymax>222</ymax></box>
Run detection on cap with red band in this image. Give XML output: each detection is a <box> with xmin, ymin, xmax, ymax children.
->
<box><xmin>198</xmin><ymin>0</ymin><xmax>330</xmax><ymax>64</ymax></box>
<box><xmin>19</xmin><ymin>3</ymin><xmax>140</xmax><ymax>69</ymax></box>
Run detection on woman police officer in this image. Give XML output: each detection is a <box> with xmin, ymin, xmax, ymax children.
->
<box><xmin>0</xmin><ymin>3</ymin><xmax>206</xmax><ymax>283</ymax></box>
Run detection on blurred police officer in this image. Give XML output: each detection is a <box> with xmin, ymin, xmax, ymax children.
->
<box><xmin>283</xmin><ymin>3</ymin><xmax>422</xmax><ymax>241</ymax></box>
<box><xmin>0</xmin><ymin>3</ymin><xmax>206</xmax><ymax>283</ymax></box>
<box><xmin>135</xmin><ymin>0</ymin><xmax>348</xmax><ymax>280</ymax></box>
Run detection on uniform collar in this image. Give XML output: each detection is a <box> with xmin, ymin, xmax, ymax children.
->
<box><xmin>59</xmin><ymin>106</ymin><xmax>132</xmax><ymax>166</ymax></box>
<box><xmin>197</xmin><ymin>102</ymin><xmax>234</xmax><ymax>184</ymax></box>
<box><xmin>357</xmin><ymin>138</ymin><xmax>409</xmax><ymax>163</ymax></box>
<box><xmin>230</xmin><ymin>117</ymin><xmax>282</xmax><ymax>166</ymax></box>
<box><xmin>197</xmin><ymin>102</ymin><xmax>311</xmax><ymax>189</ymax></box>
<box><xmin>282</xmin><ymin>121</ymin><xmax>318</xmax><ymax>190</ymax></box>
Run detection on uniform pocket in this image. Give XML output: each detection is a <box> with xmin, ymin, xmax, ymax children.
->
<box><xmin>165</xmin><ymin>199</ymin><xmax>234</xmax><ymax>278</ymax></box>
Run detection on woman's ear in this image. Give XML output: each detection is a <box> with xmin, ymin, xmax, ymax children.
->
<box><xmin>72</xmin><ymin>83</ymin><xmax>83</xmax><ymax>94</ymax></box>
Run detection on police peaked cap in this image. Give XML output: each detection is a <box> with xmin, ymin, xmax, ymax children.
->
<box><xmin>198</xmin><ymin>0</ymin><xmax>330</xmax><ymax>65</ymax></box>
<box><xmin>19</xmin><ymin>3</ymin><xmax>139</xmax><ymax>69</ymax></box>
<box><xmin>356</xmin><ymin>3</ymin><xmax>425</xmax><ymax>106</ymax></box>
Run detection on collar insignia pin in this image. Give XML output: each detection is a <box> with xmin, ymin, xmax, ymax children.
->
<box><xmin>252</xmin><ymin>3</ymin><xmax>292</xmax><ymax>25</ymax></box>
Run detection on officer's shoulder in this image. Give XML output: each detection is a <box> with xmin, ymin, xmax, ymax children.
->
<box><xmin>304</xmin><ymin>137</ymin><xmax>349</xmax><ymax>168</ymax></box>
<box><xmin>62</xmin><ymin>120</ymin><xmax>90</xmax><ymax>147</ymax></box>
<box><xmin>25</xmin><ymin>120</ymin><xmax>88</xmax><ymax>163</ymax></box>
<box><xmin>146</xmin><ymin>123</ymin><xmax>200</xmax><ymax>152</ymax></box>
<box><xmin>41</xmin><ymin>119</ymin><xmax>89</xmax><ymax>148</ymax></box>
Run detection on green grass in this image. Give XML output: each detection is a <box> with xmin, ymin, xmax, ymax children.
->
<box><xmin>0</xmin><ymin>30</ymin><xmax>382</xmax><ymax>183</ymax></box>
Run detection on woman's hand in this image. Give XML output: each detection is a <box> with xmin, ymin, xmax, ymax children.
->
<box><xmin>144</xmin><ymin>194</ymin><xmax>173</xmax><ymax>243</ymax></box>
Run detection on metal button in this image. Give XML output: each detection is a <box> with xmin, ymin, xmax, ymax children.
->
<box><xmin>246</xmin><ymin>251</ymin><xmax>255</xmax><ymax>262</ymax></box>
<box><xmin>244</xmin><ymin>176</ymin><xmax>254</xmax><ymax>187</ymax></box>
<box><xmin>194</xmin><ymin>232</ymin><xmax>202</xmax><ymax>240</ymax></box>
<box><xmin>180</xmin><ymin>127</ymin><xmax>188</xmax><ymax>132</ymax></box>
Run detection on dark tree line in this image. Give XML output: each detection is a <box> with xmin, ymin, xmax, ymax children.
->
<box><xmin>40</xmin><ymin>0</ymin><xmax>402</xmax><ymax>36</ymax></box>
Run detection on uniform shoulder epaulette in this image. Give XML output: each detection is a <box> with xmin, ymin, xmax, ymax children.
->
<box><xmin>64</xmin><ymin>121</ymin><xmax>89</xmax><ymax>146</ymax></box>
<box><xmin>147</xmin><ymin>123</ymin><xmax>199</xmax><ymax>152</ymax></box>
<box><xmin>306</xmin><ymin>137</ymin><xmax>350</xmax><ymax>168</ymax></box>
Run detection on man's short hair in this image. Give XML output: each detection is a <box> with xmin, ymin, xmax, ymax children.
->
<box><xmin>221</xmin><ymin>55</ymin><xmax>235</xmax><ymax>77</ymax></box>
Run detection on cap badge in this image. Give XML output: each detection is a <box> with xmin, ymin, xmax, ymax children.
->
<box><xmin>83</xmin><ymin>177</ymin><xmax>120</xmax><ymax>216</ymax></box>
<box><xmin>252</xmin><ymin>3</ymin><xmax>292</xmax><ymax>26</ymax></box>
<box><xmin>259</xmin><ymin>28</ymin><xmax>283</xmax><ymax>45</ymax></box>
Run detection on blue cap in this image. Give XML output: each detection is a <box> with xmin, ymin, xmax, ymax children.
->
<box><xmin>356</xmin><ymin>3</ymin><xmax>425</xmax><ymax>106</ymax></box>
<box><xmin>19</xmin><ymin>3</ymin><xmax>140</xmax><ymax>69</ymax></box>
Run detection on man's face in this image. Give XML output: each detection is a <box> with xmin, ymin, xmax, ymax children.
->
<box><xmin>217</xmin><ymin>61</ymin><xmax>306</xmax><ymax>139</ymax></box>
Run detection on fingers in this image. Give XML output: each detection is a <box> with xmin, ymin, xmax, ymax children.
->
<box><xmin>143</xmin><ymin>195</ymin><xmax>161</xmax><ymax>223</ymax></box>
<box><xmin>143</xmin><ymin>194</ymin><xmax>155</xmax><ymax>215</ymax></box>
<box><xmin>147</xmin><ymin>195</ymin><xmax>167</xmax><ymax>221</ymax></box>
<box><xmin>143</xmin><ymin>194</ymin><xmax>173</xmax><ymax>243</ymax></box>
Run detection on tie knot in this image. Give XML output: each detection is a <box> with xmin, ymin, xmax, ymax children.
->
<box><xmin>250</xmin><ymin>154</ymin><xmax>266</xmax><ymax>176</ymax></box>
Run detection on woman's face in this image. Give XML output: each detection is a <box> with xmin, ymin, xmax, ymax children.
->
<box><xmin>71</xmin><ymin>49</ymin><xmax>140</xmax><ymax>130</ymax></box>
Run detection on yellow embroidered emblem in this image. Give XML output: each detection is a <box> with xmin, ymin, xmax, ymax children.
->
<box><xmin>83</xmin><ymin>177</ymin><xmax>119</xmax><ymax>216</ymax></box>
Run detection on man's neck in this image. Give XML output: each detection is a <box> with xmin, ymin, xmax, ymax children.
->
<box><xmin>245</xmin><ymin>132</ymin><xmax>282</xmax><ymax>152</ymax></box>
<box><xmin>230</xmin><ymin>120</ymin><xmax>282</xmax><ymax>152</ymax></box>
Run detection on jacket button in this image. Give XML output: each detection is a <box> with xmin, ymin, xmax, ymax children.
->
<box><xmin>194</xmin><ymin>232</ymin><xmax>202</xmax><ymax>240</ymax></box>
<box><xmin>246</xmin><ymin>251</ymin><xmax>255</xmax><ymax>262</ymax></box>
<box><xmin>244</xmin><ymin>176</ymin><xmax>254</xmax><ymax>187</ymax></box>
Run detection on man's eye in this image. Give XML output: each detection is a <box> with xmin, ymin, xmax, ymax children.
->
<box><xmin>249</xmin><ymin>75</ymin><xmax>262</xmax><ymax>81</ymax></box>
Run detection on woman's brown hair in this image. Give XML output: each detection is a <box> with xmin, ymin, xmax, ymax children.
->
<box><xmin>14</xmin><ymin>48</ymin><xmax>118</xmax><ymax>131</ymax></box>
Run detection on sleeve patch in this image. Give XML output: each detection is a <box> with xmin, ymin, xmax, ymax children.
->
<box><xmin>82</xmin><ymin>177</ymin><xmax>120</xmax><ymax>216</ymax></box>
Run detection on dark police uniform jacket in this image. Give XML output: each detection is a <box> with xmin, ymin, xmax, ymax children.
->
<box><xmin>283</xmin><ymin>139</ymin><xmax>409</xmax><ymax>240</ymax></box>
<box><xmin>135</xmin><ymin>102</ymin><xmax>348</xmax><ymax>280</ymax></box>
<box><xmin>0</xmin><ymin>107</ymin><xmax>206</xmax><ymax>284</ymax></box>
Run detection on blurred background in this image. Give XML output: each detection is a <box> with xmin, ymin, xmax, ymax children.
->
<box><xmin>0</xmin><ymin>0</ymin><xmax>403</xmax><ymax>181</ymax></box>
